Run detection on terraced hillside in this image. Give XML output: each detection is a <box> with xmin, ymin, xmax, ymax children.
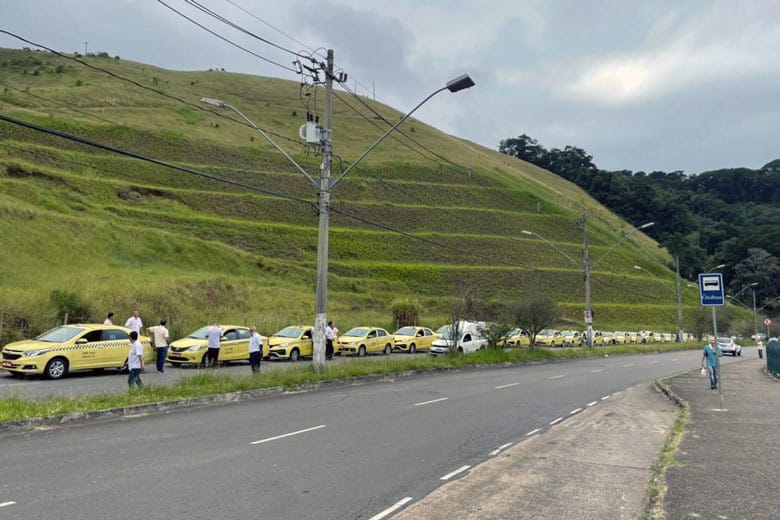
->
<box><xmin>0</xmin><ymin>47</ymin><xmax>695</xmax><ymax>340</ymax></box>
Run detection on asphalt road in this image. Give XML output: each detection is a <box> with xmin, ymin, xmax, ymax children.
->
<box><xmin>0</xmin><ymin>349</ymin><xmax>752</xmax><ymax>520</ymax></box>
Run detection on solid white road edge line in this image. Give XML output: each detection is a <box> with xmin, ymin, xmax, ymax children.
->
<box><xmin>526</xmin><ymin>428</ymin><xmax>541</xmax><ymax>436</ymax></box>
<box><xmin>251</xmin><ymin>425</ymin><xmax>326</xmax><ymax>445</ymax></box>
<box><xmin>414</xmin><ymin>397</ymin><xmax>448</xmax><ymax>407</ymax></box>
<box><xmin>0</xmin><ymin>502</ymin><xmax>16</xmax><ymax>508</ymax></box>
<box><xmin>495</xmin><ymin>382</ymin><xmax>520</xmax><ymax>389</ymax></box>
<box><xmin>440</xmin><ymin>465</ymin><xmax>471</xmax><ymax>481</ymax></box>
<box><xmin>569</xmin><ymin>407</ymin><xmax>583</xmax><ymax>415</ymax></box>
<box><xmin>586</xmin><ymin>401</ymin><xmax>598</xmax><ymax>407</ymax></box>
<box><xmin>591</xmin><ymin>369</ymin><xmax>604</xmax><ymax>373</ymax></box>
<box><xmin>489</xmin><ymin>442</ymin><xmax>513</xmax><ymax>456</ymax></box>
<box><xmin>367</xmin><ymin>497</ymin><xmax>414</xmax><ymax>520</ymax></box>
<box><xmin>550</xmin><ymin>417</ymin><xmax>563</xmax><ymax>425</ymax></box>
<box><xmin>549</xmin><ymin>374</ymin><xmax>566</xmax><ymax>379</ymax></box>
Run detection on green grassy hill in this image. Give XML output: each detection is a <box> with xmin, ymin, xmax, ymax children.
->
<box><xmin>0</xmin><ymin>47</ymin><xmax>707</xmax><ymax>341</ymax></box>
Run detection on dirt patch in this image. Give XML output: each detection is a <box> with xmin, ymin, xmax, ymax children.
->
<box><xmin>4</xmin><ymin>163</ymin><xmax>66</xmax><ymax>185</ymax></box>
<box><xmin>117</xmin><ymin>185</ymin><xmax>180</xmax><ymax>202</ymax></box>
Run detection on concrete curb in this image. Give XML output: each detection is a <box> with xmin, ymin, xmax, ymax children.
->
<box><xmin>0</xmin><ymin>348</ymin><xmax>691</xmax><ymax>433</ymax></box>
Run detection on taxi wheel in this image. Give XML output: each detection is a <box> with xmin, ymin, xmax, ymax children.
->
<box><xmin>383</xmin><ymin>344</ymin><xmax>392</xmax><ymax>355</ymax></box>
<box><xmin>45</xmin><ymin>357</ymin><xmax>68</xmax><ymax>380</ymax></box>
<box><xmin>409</xmin><ymin>344</ymin><xmax>416</xmax><ymax>354</ymax></box>
<box><xmin>200</xmin><ymin>353</ymin><xmax>210</xmax><ymax>369</ymax></box>
<box><xmin>358</xmin><ymin>345</ymin><xmax>366</xmax><ymax>357</ymax></box>
<box><xmin>550</xmin><ymin>342</ymin><xmax>556</xmax><ymax>348</ymax></box>
<box><xmin>289</xmin><ymin>348</ymin><xmax>300</xmax><ymax>362</ymax></box>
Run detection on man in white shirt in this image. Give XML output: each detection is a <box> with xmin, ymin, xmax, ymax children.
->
<box><xmin>127</xmin><ymin>331</ymin><xmax>145</xmax><ymax>388</ymax></box>
<box><xmin>248</xmin><ymin>326</ymin><xmax>265</xmax><ymax>374</ymax></box>
<box><xmin>206</xmin><ymin>322</ymin><xmax>223</xmax><ymax>368</ymax></box>
<box><xmin>124</xmin><ymin>310</ymin><xmax>143</xmax><ymax>335</ymax></box>
<box><xmin>326</xmin><ymin>321</ymin><xmax>337</xmax><ymax>360</ymax></box>
<box><xmin>147</xmin><ymin>319</ymin><xmax>170</xmax><ymax>373</ymax></box>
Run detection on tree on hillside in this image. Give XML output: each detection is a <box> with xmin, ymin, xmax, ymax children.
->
<box><xmin>514</xmin><ymin>297</ymin><xmax>560</xmax><ymax>348</ymax></box>
<box><xmin>731</xmin><ymin>248</ymin><xmax>780</xmax><ymax>305</ymax></box>
<box><xmin>498</xmin><ymin>134</ymin><xmax>548</xmax><ymax>167</ymax></box>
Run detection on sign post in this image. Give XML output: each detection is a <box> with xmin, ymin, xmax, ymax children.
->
<box><xmin>699</xmin><ymin>273</ymin><xmax>725</xmax><ymax>409</ymax></box>
<box><xmin>765</xmin><ymin>318</ymin><xmax>772</xmax><ymax>339</ymax></box>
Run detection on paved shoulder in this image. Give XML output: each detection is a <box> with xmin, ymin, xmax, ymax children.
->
<box><xmin>663</xmin><ymin>359</ymin><xmax>780</xmax><ymax>520</ymax></box>
<box><xmin>394</xmin><ymin>383</ymin><xmax>676</xmax><ymax>520</ymax></box>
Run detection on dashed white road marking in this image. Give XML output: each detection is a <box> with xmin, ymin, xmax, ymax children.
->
<box><xmin>440</xmin><ymin>465</ymin><xmax>471</xmax><ymax>481</ymax></box>
<box><xmin>622</xmin><ymin>364</ymin><xmax>635</xmax><ymax>368</ymax></box>
<box><xmin>251</xmin><ymin>425</ymin><xmax>326</xmax><ymax>445</ymax></box>
<box><xmin>601</xmin><ymin>395</ymin><xmax>610</xmax><ymax>400</ymax></box>
<box><xmin>550</xmin><ymin>417</ymin><xmax>563</xmax><ymax>425</ymax></box>
<box><xmin>649</xmin><ymin>361</ymin><xmax>658</xmax><ymax>365</ymax></box>
<box><xmin>591</xmin><ymin>368</ymin><xmax>604</xmax><ymax>373</ymax></box>
<box><xmin>0</xmin><ymin>502</ymin><xmax>17</xmax><ymax>508</ymax></box>
<box><xmin>586</xmin><ymin>401</ymin><xmax>598</xmax><ymax>407</ymax></box>
<box><xmin>495</xmin><ymin>382</ymin><xmax>520</xmax><ymax>389</ymax></box>
<box><xmin>367</xmin><ymin>497</ymin><xmax>414</xmax><ymax>520</ymax></box>
<box><xmin>549</xmin><ymin>374</ymin><xmax>566</xmax><ymax>380</ymax></box>
<box><xmin>526</xmin><ymin>428</ymin><xmax>541</xmax><ymax>436</ymax></box>
<box><xmin>489</xmin><ymin>442</ymin><xmax>513</xmax><ymax>456</ymax></box>
<box><xmin>414</xmin><ymin>397</ymin><xmax>448</xmax><ymax>407</ymax></box>
<box><xmin>570</xmin><ymin>407</ymin><xmax>583</xmax><ymax>415</ymax></box>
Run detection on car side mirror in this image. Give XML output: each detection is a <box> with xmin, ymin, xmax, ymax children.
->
<box><xmin>221</xmin><ymin>336</ymin><xmax>228</xmax><ymax>341</ymax></box>
<box><xmin>76</xmin><ymin>338</ymin><xmax>88</xmax><ymax>344</ymax></box>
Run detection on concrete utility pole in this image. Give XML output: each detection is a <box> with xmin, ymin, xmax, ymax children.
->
<box><xmin>312</xmin><ymin>49</ymin><xmax>334</xmax><ymax>372</ymax></box>
<box><xmin>583</xmin><ymin>213</ymin><xmax>593</xmax><ymax>348</ymax></box>
<box><xmin>675</xmin><ymin>255</ymin><xmax>684</xmax><ymax>342</ymax></box>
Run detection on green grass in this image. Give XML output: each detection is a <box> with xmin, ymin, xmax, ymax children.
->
<box><xmin>0</xmin><ymin>343</ymin><xmax>702</xmax><ymax>423</ymax></box>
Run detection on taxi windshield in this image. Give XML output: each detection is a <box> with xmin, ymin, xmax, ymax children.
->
<box><xmin>36</xmin><ymin>326</ymin><xmax>85</xmax><ymax>343</ymax></box>
<box><xmin>188</xmin><ymin>327</ymin><xmax>209</xmax><ymax>339</ymax></box>
<box><xmin>275</xmin><ymin>327</ymin><xmax>304</xmax><ymax>338</ymax></box>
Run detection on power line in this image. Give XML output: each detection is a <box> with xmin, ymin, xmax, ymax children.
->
<box><xmin>0</xmin><ymin>113</ymin><xmax>316</xmax><ymax>207</ymax></box>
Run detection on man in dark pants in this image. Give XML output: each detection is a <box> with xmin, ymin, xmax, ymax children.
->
<box><xmin>326</xmin><ymin>321</ymin><xmax>336</xmax><ymax>360</ymax></box>
<box><xmin>248</xmin><ymin>326</ymin><xmax>264</xmax><ymax>374</ymax></box>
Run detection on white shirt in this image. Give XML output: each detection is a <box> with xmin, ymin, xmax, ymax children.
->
<box><xmin>148</xmin><ymin>325</ymin><xmax>169</xmax><ymax>347</ymax></box>
<box><xmin>207</xmin><ymin>326</ymin><xmax>223</xmax><ymax>349</ymax></box>
<box><xmin>128</xmin><ymin>340</ymin><xmax>144</xmax><ymax>369</ymax></box>
<box><xmin>125</xmin><ymin>316</ymin><xmax>143</xmax><ymax>334</ymax></box>
<box><xmin>248</xmin><ymin>332</ymin><xmax>265</xmax><ymax>353</ymax></box>
<box><xmin>103</xmin><ymin>318</ymin><xmax>113</xmax><ymax>325</ymax></box>
<box><xmin>326</xmin><ymin>326</ymin><xmax>335</xmax><ymax>341</ymax></box>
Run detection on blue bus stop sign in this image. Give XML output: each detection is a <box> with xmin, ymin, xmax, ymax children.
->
<box><xmin>699</xmin><ymin>273</ymin><xmax>725</xmax><ymax>306</ymax></box>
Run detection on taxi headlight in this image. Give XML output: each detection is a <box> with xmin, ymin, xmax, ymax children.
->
<box><xmin>24</xmin><ymin>349</ymin><xmax>52</xmax><ymax>357</ymax></box>
<box><xmin>186</xmin><ymin>345</ymin><xmax>203</xmax><ymax>352</ymax></box>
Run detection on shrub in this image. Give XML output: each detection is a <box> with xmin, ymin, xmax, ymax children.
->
<box><xmin>390</xmin><ymin>297</ymin><xmax>421</xmax><ymax>328</ymax></box>
<box><xmin>49</xmin><ymin>289</ymin><xmax>91</xmax><ymax>324</ymax></box>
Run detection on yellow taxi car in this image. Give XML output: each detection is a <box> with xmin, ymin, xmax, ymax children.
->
<box><xmin>534</xmin><ymin>329</ymin><xmax>564</xmax><ymax>347</ymax></box>
<box><xmin>168</xmin><ymin>325</ymin><xmax>265</xmax><ymax>367</ymax></box>
<box><xmin>337</xmin><ymin>327</ymin><xmax>393</xmax><ymax>357</ymax></box>
<box><xmin>268</xmin><ymin>325</ymin><xmax>313</xmax><ymax>361</ymax></box>
<box><xmin>502</xmin><ymin>328</ymin><xmax>531</xmax><ymax>348</ymax></box>
<box><xmin>561</xmin><ymin>330</ymin><xmax>583</xmax><ymax>347</ymax></box>
<box><xmin>0</xmin><ymin>324</ymin><xmax>154</xmax><ymax>379</ymax></box>
<box><xmin>392</xmin><ymin>326</ymin><xmax>437</xmax><ymax>353</ymax></box>
<box><xmin>610</xmin><ymin>331</ymin><xmax>629</xmax><ymax>344</ymax></box>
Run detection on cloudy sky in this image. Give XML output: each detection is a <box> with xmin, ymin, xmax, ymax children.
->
<box><xmin>2</xmin><ymin>0</ymin><xmax>779</xmax><ymax>174</ymax></box>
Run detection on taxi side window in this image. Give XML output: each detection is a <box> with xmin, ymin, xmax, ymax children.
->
<box><xmin>82</xmin><ymin>330</ymin><xmax>104</xmax><ymax>343</ymax></box>
<box><xmin>463</xmin><ymin>334</ymin><xmax>472</xmax><ymax>342</ymax></box>
<box><xmin>101</xmin><ymin>329</ymin><xmax>129</xmax><ymax>341</ymax></box>
<box><xmin>225</xmin><ymin>330</ymin><xmax>238</xmax><ymax>341</ymax></box>
<box><xmin>236</xmin><ymin>329</ymin><xmax>251</xmax><ymax>340</ymax></box>
<box><xmin>368</xmin><ymin>330</ymin><xmax>376</xmax><ymax>339</ymax></box>
<box><xmin>304</xmin><ymin>330</ymin><xmax>312</xmax><ymax>339</ymax></box>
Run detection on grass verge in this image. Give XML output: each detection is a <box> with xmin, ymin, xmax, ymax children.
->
<box><xmin>644</xmin><ymin>379</ymin><xmax>690</xmax><ymax>519</ymax></box>
<box><xmin>0</xmin><ymin>344</ymin><xmax>701</xmax><ymax>423</ymax></box>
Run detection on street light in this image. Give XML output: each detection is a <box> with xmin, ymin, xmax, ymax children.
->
<box><xmin>203</xmin><ymin>65</ymin><xmax>475</xmax><ymax>371</ymax></box>
<box><xmin>522</xmin><ymin>220</ymin><xmax>653</xmax><ymax>347</ymax></box>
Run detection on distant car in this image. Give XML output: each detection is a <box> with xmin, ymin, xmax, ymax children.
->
<box><xmin>0</xmin><ymin>324</ymin><xmax>154</xmax><ymax>379</ymax></box>
<box><xmin>503</xmin><ymin>328</ymin><xmax>531</xmax><ymax>348</ymax></box>
<box><xmin>534</xmin><ymin>329</ymin><xmax>563</xmax><ymax>347</ymax></box>
<box><xmin>268</xmin><ymin>325</ymin><xmax>313</xmax><ymax>361</ymax></box>
<box><xmin>627</xmin><ymin>332</ymin><xmax>640</xmax><ymax>344</ymax></box>
<box><xmin>168</xmin><ymin>325</ymin><xmax>262</xmax><ymax>367</ymax></box>
<box><xmin>337</xmin><ymin>327</ymin><xmax>393</xmax><ymax>356</ymax></box>
<box><xmin>588</xmin><ymin>330</ymin><xmax>606</xmax><ymax>346</ymax></box>
<box><xmin>611</xmin><ymin>331</ymin><xmax>629</xmax><ymax>345</ymax></box>
<box><xmin>430</xmin><ymin>321</ymin><xmax>487</xmax><ymax>354</ymax></box>
<box><xmin>717</xmin><ymin>337</ymin><xmax>741</xmax><ymax>356</ymax></box>
<box><xmin>561</xmin><ymin>330</ymin><xmax>583</xmax><ymax>347</ymax></box>
<box><xmin>392</xmin><ymin>326</ymin><xmax>437</xmax><ymax>353</ymax></box>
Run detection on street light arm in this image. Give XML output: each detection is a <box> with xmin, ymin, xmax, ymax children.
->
<box><xmin>731</xmin><ymin>282</ymin><xmax>759</xmax><ymax>301</ymax></box>
<box><xmin>727</xmin><ymin>295</ymin><xmax>752</xmax><ymax>311</ymax></box>
<box><xmin>200</xmin><ymin>98</ymin><xmax>318</xmax><ymax>188</ymax></box>
<box><xmin>521</xmin><ymin>230</ymin><xmax>580</xmax><ymax>267</ymax></box>
<box><xmin>591</xmin><ymin>222</ymin><xmax>654</xmax><ymax>269</ymax></box>
<box><xmin>633</xmin><ymin>265</ymin><xmax>676</xmax><ymax>293</ymax></box>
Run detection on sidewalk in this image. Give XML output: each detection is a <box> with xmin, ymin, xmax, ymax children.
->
<box><xmin>394</xmin><ymin>382</ymin><xmax>677</xmax><ymax>520</ymax></box>
<box><xmin>663</xmin><ymin>358</ymin><xmax>780</xmax><ymax>520</ymax></box>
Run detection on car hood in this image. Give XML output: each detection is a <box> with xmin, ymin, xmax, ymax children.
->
<box><xmin>170</xmin><ymin>338</ymin><xmax>206</xmax><ymax>349</ymax></box>
<box><xmin>269</xmin><ymin>336</ymin><xmax>308</xmax><ymax>347</ymax></box>
<box><xmin>2</xmin><ymin>340</ymin><xmax>58</xmax><ymax>352</ymax></box>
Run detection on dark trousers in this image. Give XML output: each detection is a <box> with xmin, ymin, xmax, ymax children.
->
<box><xmin>326</xmin><ymin>339</ymin><xmax>334</xmax><ymax>360</ymax></box>
<box><xmin>128</xmin><ymin>368</ymin><xmax>143</xmax><ymax>388</ymax></box>
<box><xmin>155</xmin><ymin>347</ymin><xmax>168</xmax><ymax>372</ymax></box>
<box><xmin>707</xmin><ymin>365</ymin><xmax>719</xmax><ymax>389</ymax></box>
<box><xmin>206</xmin><ymin>347</ymin><xmax>220</xmax><ymax>368</ymax></box>
<box><xmin>249</xmin><ymin>351</ymin><xmax>262</xmax><ymax>373</ymax></box>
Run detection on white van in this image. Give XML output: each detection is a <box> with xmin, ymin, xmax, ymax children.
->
<box><xmin>430</xmin><ymin>321</ymin><xmax>487</xmax><ymax>354</ymax></box>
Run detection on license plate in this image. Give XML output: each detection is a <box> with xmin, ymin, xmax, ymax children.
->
<box><xmin>1</xmin><ymin>361</ymin><xmax>13</xmax><ymax>368</ymax></box>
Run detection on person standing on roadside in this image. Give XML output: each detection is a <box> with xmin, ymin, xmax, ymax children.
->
<box><xmin>206</xmin><ymin>322</ymin><xmax>223</xmax><ymax>369</ymax></box>
<box><xmin>147</xmin><ymin>319</ymin><xmax>170</xmax><ymax>373</ymax></box>
<box><xmin>124</xmin><ymin>310</ymin><xmax>143</xmax><ymax>335</ymax></box>
<box><xmin>127</xmin><ymin>330</ymin><xmax>144</xmax><ymax>389</ymax></box>
<box><xmin>701</xmin><ymin>338</ymin><xmax>722</xmax><ymax>390</ymax></box>
<box><xmin>326</xmin><ymin>321</ymin><xmax>337</xmax><ymax>360</ymax></box>
<box><xmin>104</xmin><ymin>312</ymin><xmax>114</xmax><ymax>325</ymax></box>
<box><xmin>248</xmin><ymin>326</ymin><xmax>265</xmax><ymax>374</ymax></box>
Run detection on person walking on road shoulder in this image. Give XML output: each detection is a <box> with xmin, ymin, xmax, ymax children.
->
<box><xmin>248</xmin><ymin>326</ymin><xmax>265</xmax><ymax>374</ymax></box>
<box><xmin>701</xmin><ymin>339</ymin><xmax>722</xmax><ymax>390</ymax></box>
<box><xmin>124</xmin><ymin>310</ymin><xmax>143</xmax><ymax>335</ymax></box>
<box><xmin>326</xmin><ymin>321</ymin><xmax>337</xmax><ymax>360</ymax></box>
<box><xmin>104</xmin><ymin>312</ymin><xmax>114</xmax><ymax>325</ymax></box>
<box><xmin>147</xmin><ymin>319</ymin><xmax>170</xmax><ymax>373</ymax></box>
<box><xmin>127</xmin><ymin>330</ymin><xmax>144</xmax><ymax>389</ymax></box>
<box><xmin>206</xmin><ymin>322</ymin><xmax>223</xmax><ymax>368</ymax></box>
